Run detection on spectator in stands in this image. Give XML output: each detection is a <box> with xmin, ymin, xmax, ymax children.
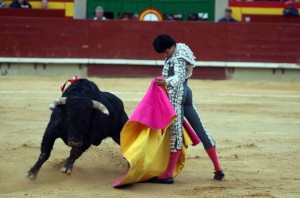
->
<box><xmin>41</xmin><ymin>0</ymin><xmax>48</xmax><ymax>9</ymax></box>
<box><xmin>0</xmin><ymin>0</ymin><xmax>7</xmax><ymax>8</ymax></box>
<box><xmin>9</xmin><ymin>0</ymin><xmax>32</xmax><ymax>8</ymax></box>
<box><xmin>93</xmin><ymin>6</ymin><xmax>106</xmax><ymax>20</ymax></box>
<box><xmin>283</xmin><ymin>1</ymin><xmax>299</xmax><ymax>16</ymax></box>
<box><xmin>121</xmin><ymin>13</ymin><xmax>130</xmax><ymax>20</ymax></box>
<box><xmin>218</xmin><ymin>8</ymin><xmax>237</xmax><ymax>22</ymax></box>
<box><xmin>119</xmin><ymin>13</ymin><xmax>132</xmax><ymax>20</ymax></box>
<box><xmin>164</xmin><ymin>14</ymin><xmax>174</xmax><ymax>21</ymax></box>
<box><xmin>188</xmin><ymin>14</ymin><xmax>199</xmax><ymax>21</ymax></box>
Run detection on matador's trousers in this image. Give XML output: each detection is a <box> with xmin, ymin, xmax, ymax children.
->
<box><xmin>167</xmin><ymin>81</ymin><xmax>216</xmax><ymax>152</ymax></box>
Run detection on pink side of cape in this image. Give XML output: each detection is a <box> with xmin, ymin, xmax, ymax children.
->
<box><xmin>129</xmin><ymin>79</ymin><xmax>176</xmax><ymax>130</ymax></box>
<box><xmin>129</xmin><ymin>79</ymin><xmax>200</xmax><ymax>146</ymax></box>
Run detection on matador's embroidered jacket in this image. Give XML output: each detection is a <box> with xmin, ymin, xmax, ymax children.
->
<box><xmin>162</xmin><ymin>43</ymin><xmax>196</xmax><ymax>152</ymax></box>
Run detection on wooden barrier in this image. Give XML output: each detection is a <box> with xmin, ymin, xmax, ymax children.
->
<box><xmin>0</xmin><ymin>18</ymin><xmax>300</xmax><ymax>79</ymax></box>
<box><xmin>1</xmin><ymin>18</ymin><xmax>300</xmax><ymax>63</ymax></box>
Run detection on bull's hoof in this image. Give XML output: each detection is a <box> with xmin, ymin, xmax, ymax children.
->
<box><xmin>26</xmin><ymin>171</ymin><xmax>37</xmax><ymax>180</ymax></box>
<box><xmin>61</xmin><ymin>166</ymin><xmax>72</xmax><ymax>175</ymax></box>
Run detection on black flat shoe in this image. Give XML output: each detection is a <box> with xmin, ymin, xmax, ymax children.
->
<box><xmin>214</xmin><ymin>170</ymin><xmax>225</xmax><ymax>180</ymax></box>
<box><xmin>148</xmin><ymin>177</ymin><xmax>174</xmax><ymax>184</ymax></box>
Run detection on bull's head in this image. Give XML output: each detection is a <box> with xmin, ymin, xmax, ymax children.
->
<box><xmin>49</xmin><ymin>97</ymin><xmax>109</xmax><ymax>147</ymax></box>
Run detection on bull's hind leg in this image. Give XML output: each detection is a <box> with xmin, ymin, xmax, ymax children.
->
<box><xmin>61</xmin><ymin>144</ymin><xmax>90</xmax><ymax>175</ymax></box>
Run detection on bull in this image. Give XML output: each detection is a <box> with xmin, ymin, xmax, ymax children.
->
<box><xmin>27</xmin><ymin>78</ymin><xmax>128</xmax><ymax>180</ymax></box>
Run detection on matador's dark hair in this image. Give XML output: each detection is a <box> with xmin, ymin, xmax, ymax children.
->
<box><xmin>152</xmin><ymin>34</ymin><xmax>176</xmax><ymax>53</ymax></box>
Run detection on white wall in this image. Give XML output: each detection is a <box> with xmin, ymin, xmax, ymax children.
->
<box><xmin>215</xmin><ymin>0</ymin><xmax>229</xmax><ymax>22</ymax></box>
<box><xmin>74</xmin><ymin>0</ymin><xmax>87</xmax><ymax>19</ymax></box>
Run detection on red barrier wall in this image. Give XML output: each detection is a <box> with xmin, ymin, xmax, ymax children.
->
<box><xmin>1</xmin><ymin>18</ymin><xmax>300</xmax><ymax>63</ymax></box>
<box><xmin>0</xmin><ymin>18</ymin><xmax>88</xmax><ymax>58</ymax></box>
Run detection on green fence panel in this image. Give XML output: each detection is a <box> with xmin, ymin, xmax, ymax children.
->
<box><xmin>87</xmin><ymin>0</ymin><xmax>215</xmax><ymax>21</ymax></box>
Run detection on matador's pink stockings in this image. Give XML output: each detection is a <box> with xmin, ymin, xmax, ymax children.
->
<box><xmin>158</xmin><ymin>151</ymin><xmax>181</xmax><ymax>179</ymax></box>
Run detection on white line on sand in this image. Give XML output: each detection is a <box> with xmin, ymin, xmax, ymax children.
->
<box><xmin>0</xmin><ymin>90</ymin><xmax>299</xmax><ymax>99</ymax></box>
<box><xmin>2</xmin><ymin>97</ymin><xmax>299</xmax><ymax>105</ymax></box>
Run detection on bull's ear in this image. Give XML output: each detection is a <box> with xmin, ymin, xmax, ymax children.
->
<box><xmin>92</xmin><ymin>100</ymin><xmax>109</xmax><ymax>116</ymax></box>
<box><xmin>49</xmin><ymin>97</ymin><xmax>66</xmax><ymax>110</ymax></box>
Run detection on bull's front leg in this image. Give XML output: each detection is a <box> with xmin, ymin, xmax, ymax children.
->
<box><xmin>27</xmin><ymin>131</ymin><xmax>56</xmax><ymax>180</ymax></box>
<box><xmin>27</xmin><ymin>152</ymin><xmax>50</xmax><ymax>180</ymax></box>
<box><xmin>61</xmin><ymin>143</ymin><xmax>90</xmax><ymax>175</ymax></box>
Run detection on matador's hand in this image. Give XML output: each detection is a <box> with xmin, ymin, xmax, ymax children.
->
<box><xmin>155</xmin><ymin>79</ymin><xmax>167</xmax><ymax>86</ymax></box>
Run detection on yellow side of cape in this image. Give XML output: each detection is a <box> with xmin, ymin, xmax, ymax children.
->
<box><xmin>115</xmin><ymin>121</ymin><xmax>193</xmax><ymax>186</ymax></box>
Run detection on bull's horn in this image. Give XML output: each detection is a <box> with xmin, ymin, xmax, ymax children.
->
<box><xmin>92</xmin><ymin>100</ymin><xmax>109</xmax><ymax>116</ymax></box>
<box><xmin>49</xmin><ymin>97</ymin><xmax>66</xmax><ymax>110</ymax></box>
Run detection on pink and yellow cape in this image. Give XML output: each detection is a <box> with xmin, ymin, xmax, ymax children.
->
<box><xmin>113</xmin><ymin>79</ymin><xmax>200</xmax><ymax>187</ymax></box>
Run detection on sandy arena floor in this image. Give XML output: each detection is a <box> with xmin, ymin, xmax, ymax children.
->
<box><xmin>0</xmin><ymin>77</ymin><xmax>299</xmax><ymax>198</ymax></box>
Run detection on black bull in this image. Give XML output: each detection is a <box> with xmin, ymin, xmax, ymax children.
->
<box><xmin>27</xmin><ymin>79</ymin><xmax>128</xmax><ymax>180</ymax></box>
